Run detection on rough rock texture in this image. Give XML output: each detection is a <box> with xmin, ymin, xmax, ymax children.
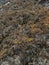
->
<box><xmin>0</xmin><ymin>0</ymin><xmax>49</xmax><ymax>65</ymax></box>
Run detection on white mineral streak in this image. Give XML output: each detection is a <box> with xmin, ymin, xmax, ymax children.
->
<box><xmin>4</xmin><ymin>2</ymin><xmax>10</xmax><ymax>6</ymax></box>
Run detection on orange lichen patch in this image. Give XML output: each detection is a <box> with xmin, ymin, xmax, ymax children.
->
<box><xmin>0</xmin><ymin>49</ymin><xmax>7</xmax><ymax>59</ymax></box>
<box><xmin>30</xmin><ymin>24</ymin><xmax>36</xmax><ymax>28</ymax></box>
<box><xmin>39</xmin><ymin>8</ymin><xmax>49</xmax><ymax>22</ymax></box>
<box><xmin>44</xmin><ymin>23</ymin><xmax>49</xmax><ymax>28</ymax></box>
<box><xmin>30</xmin><ymin>27</ymin><xmax>43</xmax><ymax>34</ymax></box>
<box><xmin>39</xmin><ymin>9</ymin><xmax>49</xmax><ymax>33</ymax></box>
<box><xmin>38</xmin><ymin>7</ymin><xmax>48</xmax><ymax>14</ymax></box>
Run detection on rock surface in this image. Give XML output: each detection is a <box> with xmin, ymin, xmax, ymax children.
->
<box><xmin>0</xmin><ymin>0</ymin><xmax>49</xmax><ymax>65</ymax></box>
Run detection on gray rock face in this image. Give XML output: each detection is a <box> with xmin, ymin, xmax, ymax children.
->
<box><xmin>0</xmin><ymin>0</ymin><xmax>10</xmax><ymax>4</ymax></box>
<box><xmin>14</xmin><ymin>56</ymin><xmax>21</xmax><ymax>65</ymax></box>
<box><xmin>44</xmin><ymin>3</ymin><xmax>49</xmax><ymax>9</ymax></box>
<box><xmin>1</xmin><ymin>61</ymin><xmax>9</xmax><ymax>65</ymax></box>
<box><xmin>2</xmin><ymin>26</ymin><xmax>12</xmax><ymax>37</ymax></box>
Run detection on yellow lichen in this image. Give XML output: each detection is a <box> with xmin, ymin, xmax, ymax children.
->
<box><xmin>27</xmin><ymin>38</ymin><xmax>33</xmax><ymax>42</ymax></box>
<box><xmin>13</xmin><ymin>39</ymin><xmax>22</xmax><ymax>44</ymax></box>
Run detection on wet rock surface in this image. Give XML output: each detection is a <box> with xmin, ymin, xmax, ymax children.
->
<box><xmin>0</xmin><ymin>0</ymin><xmax>49</xmax><ymax>65</ymax></box>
